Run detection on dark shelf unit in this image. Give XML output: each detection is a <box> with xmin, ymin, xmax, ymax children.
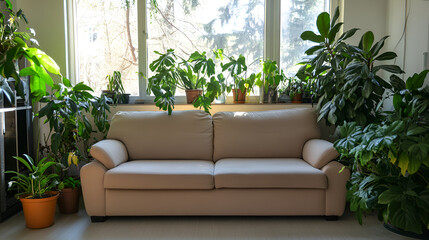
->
<box><xmin>0</xmin><ymin>77</ymin><xmax>33</xmax><ymax>222</ymax></box>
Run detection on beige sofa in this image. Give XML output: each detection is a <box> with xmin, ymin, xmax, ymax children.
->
<box><xmin>81</xmin><ymin>108</ymin><xmax>350</xmax><ymax>222</ymax></box>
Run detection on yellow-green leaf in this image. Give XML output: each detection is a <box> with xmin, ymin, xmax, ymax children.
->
<box><xmin>389</xmin><ymin>150</ymin><xmax>397</xmax><ymax>164</ymax></box>
<box><xmin>398</xmin><ymin>152</ymin><xmax>409</xmax><ymax>176</ymax></box>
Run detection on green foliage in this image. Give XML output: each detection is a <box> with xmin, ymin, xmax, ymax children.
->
<box><xmin>37</xmin><ymin>79</ymin><xmax>111</xmax><ymax>179</ymax></box>
<box><xmin>0</xmin><ymin>2</ymin><xmax>61</xmax><ymax>103</ymax></box>
<box><xmin>58</xmin><ymin>177</ymin><xmax>81</xmax><ymax>190</ymax></box>
<box><xmin>300</xmin><ymin>7</ymin><xmax>403</xmax><ymax>126</ymax></box>
<box><xmin>145</xmin><ymin>49</ymin><xmax>225</xmax><ymax>114</ymax></box>
<box><xmin>6</xmin><ymin>154</ymin><xmax>59</xmax><ymax>199</ymax></box>
<box><xmin>258</xmin><ymin>59</ymin><xmax>285</xmax><ymax>94</ymax></box>
<box><xmin>334</xmin><ymin>71</ymin><xmax>429</xmax><ymax>234</ymax></box>
<box><xmin>105</xmin><ymin>71</ymin><xmax>126</xmax><ymax>104</ymax></box>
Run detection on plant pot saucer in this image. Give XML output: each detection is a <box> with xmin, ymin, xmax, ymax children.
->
<box><xmin>383</xmin><ymin>222</ymin><xmax>429</xmax><ymax>239</ymax></box>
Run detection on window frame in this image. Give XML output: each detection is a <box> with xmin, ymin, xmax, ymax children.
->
<box><xmin>67</xmin><ymin>0</ymin><xmax>335</xmax><ymax>103</ymax></box>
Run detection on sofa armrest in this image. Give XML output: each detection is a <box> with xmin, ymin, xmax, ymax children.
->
<box><xmin>303</xmin><ymin>139</ymin><xmax>339</xmax><ymax>169</ymax></box>
<box><xmin>80</xmin><ymin>160</ymin><xmax>107</xmax><ymax>217</ymax></box>
<box><xmin>321</xmin><ymin>161</ymin><xmax>350</xmax><ymax>216</ymax></box>
<box><xmin>90</xmin><ymin>139</ymin><xmax>128</xmax><ymax>169</ymax></box>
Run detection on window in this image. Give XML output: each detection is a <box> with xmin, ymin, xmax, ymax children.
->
<box><xmin>147</xmin><ymin>0</ymin><xmax>264</xmax><ymax>95</ymax></box>
<box><xmin>71</xmin><ymin>0</ymin><xmax>329</xmax><ymax>99</ymax></box>
<box><xmin>280</xmin><ymin>0</ymin><xmax>328</xmax><ymax>76</ymax></box>
<box><xmin>75</xmin><ymin>0</ymin><xmax>138</xmax><ymax>96</ymax></box>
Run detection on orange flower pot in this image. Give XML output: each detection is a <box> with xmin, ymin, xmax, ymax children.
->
<box><xmin>20</xmin><ymin>191</ymin><xmax>59</xmax><ymax>229</ymax></box>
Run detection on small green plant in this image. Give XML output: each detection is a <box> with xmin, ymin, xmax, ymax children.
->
<box><xmin>105</xmin><ymin>71</ymin><xmax>126</xmax><ymax>104</ymax></box>
<box><xmin>58</xmin><ymin>177</ymin><xmax>81</xmax><ymax>190</ymax></box>
<box><xmin>6</xmin><ymin>154</ymin><xmax>59</xmax><ymax>199</ymax></box>
<box><xmin>257</xmin><ymin>59</ymin><xmax>285</xmax><ymax>103</ymax></box>
<box><xmin>221</xmin><ymin>54</ymin><xmax>261</xmax><ymax>102</ymax></box>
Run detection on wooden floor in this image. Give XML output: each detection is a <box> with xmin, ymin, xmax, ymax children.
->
<box><xmin>0</xmin><ymin>208</ymin><xmax>409</xmax><ymax>240</ymax></box>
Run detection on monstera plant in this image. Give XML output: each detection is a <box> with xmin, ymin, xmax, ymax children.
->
<box><xmin>299</xmin><ymin>7</ymin><xmax>403</xmax><ymax>126</ymax></box>
<box><xmin>335</xmin><ymin>70</ymin><xmax>429</xmax><ymax>235</ymax></box>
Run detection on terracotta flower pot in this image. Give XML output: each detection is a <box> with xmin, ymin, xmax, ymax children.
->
<box><xmin>233</xmin><ymin>89</ymin><xmax>246</xmax><ymax>104</ymax></box>
<box><xmin>185</xmin><ymin>89</ymin><xmax>202</xmax><ymax>104</ymax></box>
<box><xmin>58</xmin><ymin>188</ymin><xmax>80</xmax><ymax>214</ymax></box>
<box><xmin>20</xmin><ymin>191</ymin><xmax>59</xmax><ymax>229</ymax></box>
<box><xmin>291</xmin><ymin>93</ymin><xmax>303</xmax><ymax>103</ymax></box>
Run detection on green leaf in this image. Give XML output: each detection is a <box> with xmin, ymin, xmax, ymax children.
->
<box><xmin>51</xmin><ymin>133</ymin><xmax>62</xmax><ymax>154</ymax></box>
<box><xmin>390</xmin><ymin>75</ymin><xmax>406</xmax><ymax>91</ymax></box>
<box><xmin>374</xmin><ymin>51</ymin><xmax>397</xmax><ymax>61</ymax></box>
<box><xmin>73</xmin><ymin>82</ymin><xmax>93</xmax><ymax>92</ymax></box>
<box><xmin>406</xmin><ymin>70</ymin><xmax>429</xmax><ymax>90</ymax></box>
<box><xmin>362</xmin><ymin>81</ymin><xmax>372</xmax><ymax>99</ymax></box>
<box><xmin>374</xmin><ymin>65</ymin><xmax>404</xmax><ymax>74</ymax></box>
<box><xmin>407</xmin><ymin>127</ymin><xmax>427</xmax><ymax>136</ymax></box>
<box><xmin>378</xmin><ymin>188</ymin><xmax>402</xmax><ymax>205</ymax></box>
<box><xmin>338</xmin><ymin>28</ymin><xmax>359</xmax><ymax>42</ymax></box>
<box><xmin>316</xmin><ymin>12</ymin><xmax>330</xmax><ymax>38</ymax></box>
<box><xmin>392</xmin><ymin>94</ymin><xmax>402</xmax><ymax>111</ymax></box>
<box><xmin>328</xmin><ymin>23</ymin><xmax>343</xmax><ymax>43</ymax></box>
<box><xmin>301</xmin><ymin>31</ymin><xmax>324</xmax><ymax>43</ymax></box>
<box><xmin>360</xmin><ymin>31</ymin><xmax>374</xmax><ymax>52</ymax></box>
<box><xmin>331</xmin><ymin>7</ymin><xmax>340</xmax><ymax>26</ymax></box>
<box><xmin>305</xmin><ymin>45</ymin><xmax>324</xmax><ymax>55</ymax></box>
<box><xmin>327</xmin><ymin>106</ymin><xmax>337</xmax><ymax>125</ymax></box>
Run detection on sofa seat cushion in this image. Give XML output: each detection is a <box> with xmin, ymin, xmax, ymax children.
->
<box><xmin>104</xmin><ymin>160</ymin><xmax>214</xmax><ymax>190</ymax></box>
<box><xmin>214</xmin><ymin>158</ymin><xmax>327</xmax><ymax>189</ymax></box>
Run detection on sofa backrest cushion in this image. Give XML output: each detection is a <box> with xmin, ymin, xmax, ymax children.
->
<box><xmin>107</xmin><ymin>110</ymin><xmax>213</xmax><ymax>161</ymax></box>
<box><xmin>212</xmin><ymin>108</ymin><xmax>321</xmax><ymax>161</ymax></box>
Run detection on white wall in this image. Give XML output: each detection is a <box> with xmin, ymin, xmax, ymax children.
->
<box><xmin>342</xmin><ymin>0</ymin><xmax>388</xmax><ymax>45</ymax></box>
<box><xmin>386</xmin><ymin>0</ymin><xmax>429</xmax><ymax>84</ymax></box>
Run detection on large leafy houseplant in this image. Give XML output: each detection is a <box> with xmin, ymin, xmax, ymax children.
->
<box><xmin>335</xmin><ymin>70</ymin><xmax>429</xmax><ymax>235</ymax></box>
<box><xmin>0</xmin><ymin>0</ymin><xmax>61</xmax><ymax>103</ymax></box>
<box><xmin>299</xmin><ymin>7</ymin><xmax>403</xmax><ymax>126</ymax></box>
<box><xmin>38</xmin><ymin>79</ymin><xmax>110</xmax><ymax>181</ymax></box>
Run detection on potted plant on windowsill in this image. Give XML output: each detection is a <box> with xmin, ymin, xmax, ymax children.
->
<box><xmin>102</xmin><ymin>71</ymin><xmax>130</xmax><ymax>104</ymax></box>
<box><xmin>145</xmin><ymin>49</ymin><xmax>223</xmax><ymax>114</ymax></box>
<box><xmin>287</xmin><ymin>77</ymin><xmax>304</xmax><ymax>103</ymax></box>
<box><xmin>221</xmin><ymin>54</ymin><xmax>260</xmax><ymax>104</ymax></box>
<box><xmin>258</xmin><ymin>59</ymin><xmax>285</xmax><ymax>104</ymax></box>
<box><xmin>38</xmin><ymin>79</ymin><xmax>110</xmax><ymax>214</ymax></box>
<box><xmin>6</xmin><ymin>154</ymin><xmax>59</xmax><ymax>229</ymax></box>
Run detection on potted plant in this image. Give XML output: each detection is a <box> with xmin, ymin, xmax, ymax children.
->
<box><xmin>287</xmin><ymin>77</ymin><xmax>304</xmax><ymax>103</ymax></box>
<box><xmin>221</xmin><ymin>54</ymin><xmax>260</xmax><ymax>104</ymax></box>
<box><xmin>102</xmin><ymin>71</ymin><xmax>129</xmax><ymax>104</ymax></box>
<box><xmin>57</xmin><ymin>176</ymin><xmax>81</xmax><ymax>214</ymax></box>
<box><xmin>38</xmin><ymin>79</ymin><xmax>110</xmax><ymax>214</ymax></box>
<box><xmin>6</xmin><ymin>154</ymin><xmax>59</xmax><ymax>229</ymax></box>
<box><xmin>145</xmin><ymin>49</ymin><xmax>223</xmax><ymax>114</ymax></box>
<box><xmin>300</xmin><ymin>7</ymin><xmax>403</xmax><ymax>126</ymax></box>
<box><xmin>0</xmin><ymin>1</ymin><xmax>62</xmax><ymax>104</ymax></box>
<box><xmin>334</xmin><ymin>70</ymin><xmax>429</xmax><ymax>238</ymax></box>
<box><xmin>258</xmin><ymin>59</ymin><xmax>285</xmax><ymax>104</ymax></box>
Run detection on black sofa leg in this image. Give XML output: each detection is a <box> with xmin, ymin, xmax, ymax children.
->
<box><xmin>91</xmin><ymin>216</ymin><xmax>108</xmax><ymax>222</ymax></box>
<box><xmin>325</xmin><ymin>216</ymin><xmax>339</xmax><ymax>221</ymax></box>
